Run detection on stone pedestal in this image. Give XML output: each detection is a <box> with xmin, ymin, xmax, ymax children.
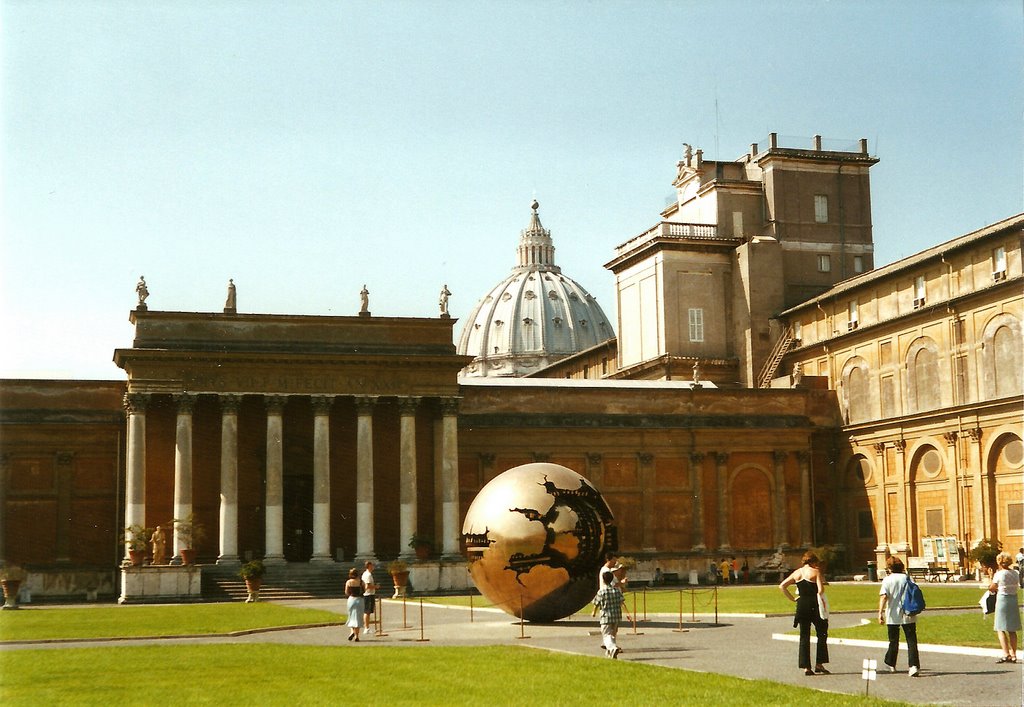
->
<box><xmin>119</xmin><ymin>566</ymin><xmax>202</xmax><ymax>604</ymax></box>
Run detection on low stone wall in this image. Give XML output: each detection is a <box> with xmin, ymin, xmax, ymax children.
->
<box><xmin>120</xmin><ymin>566</ymin><xmax>202</xmax><ymax>603</ymax></box>
<box><xmin>13</xmin><ymin>570</ymin><xmax>117</xmax><ymax>603</ymax></box>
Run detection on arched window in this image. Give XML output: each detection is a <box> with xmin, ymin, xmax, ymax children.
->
<box><xmin>906</xmin><ymin>338</ymin><xmax>940</xmax><ymax>412</ymax></box>
<box><xmin>993</xmin><ymin>326</ymin><xmax>1023</xmax><ymax>397</ymax></box>
<box><xmin>848</xmin><ymin>366</ymin><xmax>870</xmax><ymax>423</ymax></box>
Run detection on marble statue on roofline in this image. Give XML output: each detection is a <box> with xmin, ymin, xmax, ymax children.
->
<box><xmin>359</xmin><ymin>285</ymin><xmax>370</xmax><ymax>316</ymax></box>
<box><xmin>439</xmin><ymin>284</ymin><xmax>452</xmax><ymax>317</ymax></box>
<box><xmin>224</xmin><ymin>278</ymin><xmax>236</xmax><ymax>313</ymax></box>
<box><xmin>135</xmin><ymin>276</ymin><xmax>149</xmax><ymax>308</ymax></box>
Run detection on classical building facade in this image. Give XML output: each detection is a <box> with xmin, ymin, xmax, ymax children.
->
<box><xmin>1</xmin><ymin>133</ymin><xmax>1020</xmax><ymax>599</ymax></box>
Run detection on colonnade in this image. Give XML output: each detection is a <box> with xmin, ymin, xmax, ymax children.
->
<box><xmin>122</xmin><ymin>392</ymin><xmax>460</xmax><ymax>565</ymax></box>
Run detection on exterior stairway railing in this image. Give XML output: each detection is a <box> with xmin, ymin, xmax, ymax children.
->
<box><xmin>757</xmin><ymin>326</ymin><xmax>795</xmax><ymax>388</ymax></box>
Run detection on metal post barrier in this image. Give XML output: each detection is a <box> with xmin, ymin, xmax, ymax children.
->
<box><xmin>673</xmin><ymin>588</ymin><xmax>687</xmax><ymax>633</ymax></box>
<box><xmin>629</xmin><ymin>590</ymin><xmax>644</xmax><ymax>635</ymax></box>
<box><xmin>516</xmin><ymin>592</ymin><xmax>531</xmax><ymax>639</ymax></box>
<box><xmin>691</xmin><ymin>587</ymin><xmax>696</xmax><ymax>622</ymax></box>
<box><xmin>714</xmin><ymin>585</ymin><xmax>719</xmax><ymax>626</ymax></box>
<box><xmin>470</xmin><ymin>591</ymin><xmax>474</xmax><ymax>623</ymax></box>
<box><xmin>416</xmin><ymin>598</ymin><xmax>429</xmax><ymax>642</ymax></box>
<box><xmin>642</xmin><ymin>586</ymin><xmax>647</xmax><ymax>622</ymax></box>
<box><xmin>375</xmin><ymin>596</ymin><xmax>388</xmax><ymax>637</ymax></box>
<box><xmin>402</xmin><ymin>595</ymin><xmax>410</xmax><ymax>629</ymax></box>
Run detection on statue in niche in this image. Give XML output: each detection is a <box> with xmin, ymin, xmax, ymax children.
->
<box><xmin>151</xmin><ymin>525</ymin><xmax>167</xmax><ymax>565</ymax></box>
<box><xmin>791</xmin><ymin>361</ymin><xmax>803</xmax><ymax>388</ymax></box>
<box><xmin>439</xmin><ymin>284</ymin><xmax>451</xmax><ymax>317</ymax></box>
<box><xmin>692</xmin><ymin>360</ymin><xmax>701</xmax><ymax>386</ymax></box>
<box><xmin>359</xmin><ymin>285</ymin><xmax>369</xmax><ymax>314</ymax></box>
<box><xmin>224</xmin><ymin>279</ymin><xmax>236</xmax><ymax>312</ymax></box>
<box><xmin>135</xmin><ymin>276</ymin><xmax>149</xmax><ymax>306</ymax></box>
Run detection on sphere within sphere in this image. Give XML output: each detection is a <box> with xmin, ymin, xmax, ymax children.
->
<box><xmin>462</xmin><ymin>463</ymin><xmax>615</xmax><ymax>622</ymax></box>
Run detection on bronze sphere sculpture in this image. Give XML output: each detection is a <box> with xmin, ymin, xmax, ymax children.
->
<box><xmin>462</xmin><ymin>462</ymin><xmax>616</xmax><ymax>622</ymax></box>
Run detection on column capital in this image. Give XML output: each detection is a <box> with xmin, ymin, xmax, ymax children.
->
<box><xmin>220</xmin><ymin>394</ymin><xmax>242</xmax><ymax>413</ymax></box>
<box><xmin>479</xmin><ymin>452</ymin><xmax>496</xmax><ymax>466</ymax></box>
<box><xmin>892</xmin><ymin>439</ymin><xmax>907</xmax><ymax>453</ymax></box>
<box><xmin>397</xmin><ymin>396</ymin><xmax>421</xmax><ymax>415</ymax></box>
<box><xmin>942</xmin><ymin>430</ymin><xmax>958</xmax><ymax>446</ymax></box>
<box><xmin>123</xmin><ymin>392</ymin><xmax>149</xmax><ymax>414</ymax></box>
<box><xmin>713</xmin><ymin>452</ymin><xmax>729</xmax><ymax>466</ymax></box>
<box><xmin>173</xmin><ymin>393</ymin><xmax>196</xmax><ymax>413</ymax></box>
<box><xmin>587</xmin><ymin>452</ymin><xmax>603</xmax><ymax>466</ymax></box>
<box><xmin>265</xmin><ymin>394</ymin><xmax>287</xmax><ymax>414</ymax></box>
<box><xmin>966</xmin><ymin>427</ymin><xmax>983</xmax><ymax>443</ymax></box>
<box><xmin>638</xmin><ymin>452</ymin><xmax>654</xmax><ymax>465</ymax></box>
<box><xmin>354</xmin><ymin>395</ymin><xmax>378</xmax><ymax>414</ymax></box>
<box><xmin>311</xmin><ymin>395</ymin><xmax>334</xmax><ymax>415</ymax></box>
<box><xmin>772</xmin><ymin>450</ymin><xmax>788</xmax><ymax>465</ymax></box>
<box><xmin>872</xmin><ymin>442</ymin><xmax>887</xmax><ymax>456</ymax></box>
<box><xmin>532</xmin><ymin>452</ymin><xmax>550</xmax><ymax>462</ymax></box>
<box><xmin>55</xmin><ymin>451</ymin><xmax>75</xmax><ymax>465</ymax></box>
<box><xmin>796</xmin><ymin>450</ymin><xmax>811</xmax><ymax>464</ymax></box>
<box><xmin>439</xmin><ymin>396</ymin><xmax>461</xmax><ymax>416</ymax></box>
<box><xmin>689</xmin><ymin>451</ymin><xmax>705</xmax><ymax>464</ymax></box>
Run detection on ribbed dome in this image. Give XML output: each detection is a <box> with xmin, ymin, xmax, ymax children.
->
<box><xmin>457</xmin><ymin>201</ymin><xmax>615</xmax><ymax>377</ymax></box>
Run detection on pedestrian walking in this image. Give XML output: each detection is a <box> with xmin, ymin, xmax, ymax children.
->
<box><xmin>779</xmin><ymin>551</ymin><xmax>830</xmax><ymax>676</ymax></box>
<box><xmin>593</xmin><ymin>569</ymin><xmax>629</xmax><ymax>658</ymax></box>
<box><xmin>989</xmin><ymin>552</ymin><xmax>1020</xmax><ymax>663</ymax></box>
<box><xmin>362</xmin><ymin>560</ymin><xmax>377</xmax><ymax>635</ymax></box>
<box><xmin>345</xmin><ymin>567</ymin><xmax>365</xmax><ymax>642</ymax></box>
<box><xmin>878</xmin><ymin>556</ymin><xmax>920</xmax><ymax>676</ymax></box>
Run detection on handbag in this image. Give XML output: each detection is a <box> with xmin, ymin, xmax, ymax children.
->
<box><xmin>817</xmin><ymin>593</ymin><xmax>830</xmax><ymax>620</ymax></box>
<box><xmin>980</xmin><ymin>590</ymin><xmax>996</xmax><ymax>615</ymax></box>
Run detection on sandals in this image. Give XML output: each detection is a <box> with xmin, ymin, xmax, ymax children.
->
<box><xmin>814</xmin><ymin>665</ymin><xmax>831</xmax><ymax>674</ymax></box>
<box><xmin>996</xmin><ymin>656</ymin><xmax>1014</xmax><ymax>664</ymax></box>
<box><xmin>803</xmin><ymin>669</ymin><xmax>814</xmax><ymax>676</ymax></box>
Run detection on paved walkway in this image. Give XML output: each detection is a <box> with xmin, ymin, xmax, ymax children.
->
<box><xmin>4</xmin><ymin>599</ymin><xmax>1022</xmax><ymax>705</ymax></box>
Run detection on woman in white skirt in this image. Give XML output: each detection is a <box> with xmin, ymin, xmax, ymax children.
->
<box><xmin>989</xmin><ymin>552</ymin><xmax>1021</xmax><ymax>663</ymax></box>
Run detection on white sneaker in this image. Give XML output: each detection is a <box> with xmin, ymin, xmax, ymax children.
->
<box><xmin>612</xmin><ymin>647</ymin><xmax>621</xmax><ymax>659</ymax></box>
<box><xmin>366</xmin><ymin>628</ymin><xmax>374</xmax><ymax>635</ymax></box>
<box><xmin>908</xmin><ymin>666</ymin><xmax>920</xmax><ymax>677</ymax></box>
<box><xmin>887</xmin><ymin>665</ymin><xmax>896</xmax><ymax>673</ymax></box>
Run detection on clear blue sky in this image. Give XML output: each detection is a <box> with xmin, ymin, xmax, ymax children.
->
<box><xmin>2</xmin><ymin>1</ymin><xmax>1021</xmax><ymax>379</ymax></box>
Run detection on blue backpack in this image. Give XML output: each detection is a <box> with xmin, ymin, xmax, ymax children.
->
<box><xmin>902</xmin><ymin>577</ymin><xmax>926</xmax><ymax>616</ymax></box>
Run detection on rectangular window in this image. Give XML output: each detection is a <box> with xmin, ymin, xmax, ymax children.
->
<box><xmin>1009</xmin><ymin>502</ymin><xmax>1024</xmax><ymax>532</ymax></box>
<box><xmin>848</xmin><ymin>300</ymin><xmax>859</xmax><ymax>329</ymax></box>
<box><xmin>924</xmin><ymin>508</ymin><xmax>945</xmax><ymax>537</ymax></box>
<box><xmin>817</xmin><ymin>254</ymin><xmax>831</xmax><ymax>272</ymax></box>
<box><xmin>853</xmin><ymin>255</ymin><xmax>865</xmax><ymax>273</ymax></box>
<box><xmin>793</xmin><ymin>320</ymin><xmax>802</xmax><ymax>341</ymax></box>
<box><xmin>954</xmin><ymin>354</ymin><xmax>968</xmax><ymax>404</ymax></box>
<box><xmin>880</xmin><ymin>375</ymin><xmax>896</xmax><ymax>418</ymax></box>
<box><xmin>688</xmin><ymin>308</ymin><xmax>704</xmax><ymax>342</ymax></box>
<box><xmin>913</xmin><ymin>275</ymin><xmax>926</xmax><ymax>308</ymax></box>
<box><xmin>814</xmin><ymin>194</ymin><xmax>828</xmax><ymax>223</ymax></box>
<box><xmin>857</xmin><ymin>510</ymin><xmax>875</xmax><ymax>540</ymax></box>
<box><xmin>993</xmin><ymin>245</ymin><xmax>1007</xmax><ymax>280</ymax></box>
<box><xmin>732</xmin><ymin>211</ymin><xmax>743</xmax><ymax>236</ymax></box>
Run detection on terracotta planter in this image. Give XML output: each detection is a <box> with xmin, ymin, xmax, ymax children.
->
<box><xmin>128</xmin><ymin>550</ymin><xmax>146</xmax><ymax>566</ymax></box>
<box><xmin>2</xmin><ymin>580</ymin><xmax>22</xmax><ymax>609</ymax></box>
<box><xmin>244</xmin><ymin>578</ymin><xmax>262</xmax><ymax>603</ymax></box>
<box><xmin>391</xmin><ymin>570</ymin><xmax>409</xmax><ymax>598</ymax></box>
<box><xmin>180</xmin><ymin>549</ymin><xmax>197</xmax><ymax>566</ymax></box>
<box><xmin>414</xmin><ymin>544</ymin><xmax>431</xmax><ymax>560</ymax></box>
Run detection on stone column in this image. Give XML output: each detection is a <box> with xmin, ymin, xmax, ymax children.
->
<box><xmin>714</xmin><ymin>452</ymin><xmax>730</xmax><ymax>551</ymax></box>
<box><xmin>639</xmin><ymin>453</ymin><xmax>655</xmax><ymax>550</ymax></box>
<box><xmin>688</xmin><ymin>452</ymin><xmax>705</xmax><ymax>551</ymax></box>
<box><xmin>966</xmin><ymin>428</ymin><xmax>986</xmax><ymax>541</ymax></box>
<box><xmin>172</xmin><ymin>393</ymin><xmax>195</xmax><ymax>559</ymax></box>
<box><xmin>55</xmin><ymin>452</ymin><xmax>74</xmax><ymax>563</ymax></box>
<box><xmin>893</xmin><ymin>439</ymin><xmax>909</xmax><ymax>548</ymax></box>
<box><xmin>943</xmin><ymin>431</ymin><xmax>961</xmax><ymax>540</ymax></box>
<box><xmin>872</xmin><ymin>443</ymin><xmax>889</xmax><ymax>550</ymax></box>
<box><xmin>264</xmin><ymin>395</ymin><xmax>286</xmax><ymax>564</ymax></box>
<box><xmin>398</xmin><ymin>396</ymin><xmax>420</xmax><ymax>561</ymax></box>
<box><xmin>797</xmin><ymin>451</ymin><xmax>813</xmax><ymax>547</ymax></box>
<box><xmin>772</xmin><ymin>450</ymin><xmax>788</xmax><ymax>548</ymax></box>
<box><xmin>355</xmin><ymin>396</ymin><xmax>377</xmax><ymax>561</ymax></box>
<box><xmin>0</xmin><ymin>454</ymin><xmax>7</xmax><ymax>565</ymax></box>
<box><xmin>586</xmin><ymin>453</ymin><xmax>604</xmax><ymax>491</ymax></box>
<box><xmin>311</xmin><ymin>395</ymin><xmax>333</xmax><ymax>563</ymax></box>
<box><xmin>440</xmin><ymin>397</ymin><xmax>461</xmax><ymax>559</ymax></box>
<box><xmin>217</xmin><ymin>395</ymin><xmax>241</xmax><ymax>565</ymax></box>
<box><xmin>124</xmin><ymin>392</ymin><xmax>148</xmax><ymax>558</ymax></box>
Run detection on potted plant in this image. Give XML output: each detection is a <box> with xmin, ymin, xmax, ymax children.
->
<box><xmin>408</xmin><ymin>533</ymin><xmax>434</xmax><ymax>560</ymax></box>
<box><xmin>173</xmin><ymin>514</ymin><xmax>206</xmax><ymax>565</ymax></box>
<box><xmin>123</xmin><ymin>525</ymin><xmax>153</xmax><ymax>566</ymax></box>
<box><xmin>969</xmin><ymin>538</ymin><xmax>1001</xmax><ymax>578</ymax></box>
<box><xmin>1</xmin><ymin>565</ymin><xmax>27</xmax><ymax>609</ymax></box>
<box><xmin>389</xmin><ymin>559</ymin><xmax>410</xmax><ymax>598</ymax></box>
<box><xmin>239</xmin><ymin>560</ymin><xmax>265</xmax><ymax>603</ymax></box>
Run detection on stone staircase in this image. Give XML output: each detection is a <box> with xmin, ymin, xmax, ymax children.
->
<box><xmin>201</xmin><ymin>563</ymin><xmax>348</xmax><ymax>602</ymax></box>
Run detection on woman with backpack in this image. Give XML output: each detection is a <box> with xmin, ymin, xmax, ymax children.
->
<box><xmin>878</xmin><ymin>556</ymin><xmax>921</xmax><ymax>676</ymax></box>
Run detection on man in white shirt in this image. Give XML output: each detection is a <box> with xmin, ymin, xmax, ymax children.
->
<box><xmin>361</xmin><ymin>561</ymin><xmax>377</xmax><ymax>635</ymax></box>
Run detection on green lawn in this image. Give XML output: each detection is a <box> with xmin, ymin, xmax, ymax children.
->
<box><xmin>829</xmin><ymin>612</ymin><xmax>1013</xmax><ymax>649</ymax></box>
<box><xmin>428</xmin><ymin>583</ymin><xmax>986</xmax><ymax>615</ymax></box>
<box><xmin>0</xmin><ymin>603</ymin><xmax>342</xmax><ymax>642</ymax></box>
<box><xmin>0</xmin><ymin>644</ymin><xmax>904</xmax><ymax>706</ymax></box>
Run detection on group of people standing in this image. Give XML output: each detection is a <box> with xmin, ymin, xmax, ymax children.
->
<box><xmin>344</xmin><ymin>560</ymin><xmax>377</xmax><ymax>642</ymax></box>
<box><xmin>780</xmin><ymin>550</ymin><xmax>1022</xmax><ymax>677</ymax></box>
